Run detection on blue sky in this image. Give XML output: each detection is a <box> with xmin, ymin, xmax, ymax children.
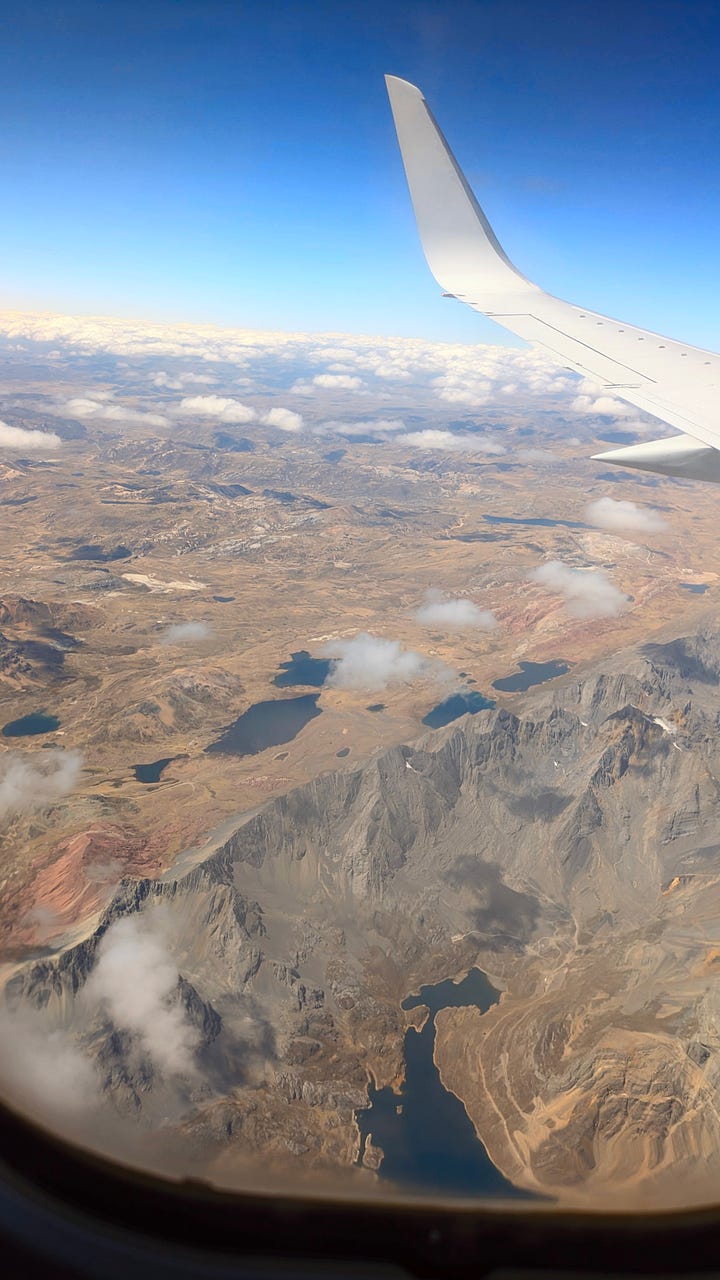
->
<box><xmin>1</xmin><ymin>0</ymin><xmax>719</xmax><ymax>346</ymax></box>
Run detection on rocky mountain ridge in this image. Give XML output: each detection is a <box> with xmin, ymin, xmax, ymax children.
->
<box><xmin>6</xmin><ymin>625</ymin><xmax>720</xmax><ymax>1205</ymax></box>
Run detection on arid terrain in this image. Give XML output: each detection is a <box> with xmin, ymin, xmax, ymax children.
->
<box><xmin>2</xmin><ymin>313</ymin><xmax>720</xmax><ymax>1209</ymax></box>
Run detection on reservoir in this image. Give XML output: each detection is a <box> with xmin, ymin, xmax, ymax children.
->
<box><xmin>206</xmin><ymin>694</ymin><xmax>322</xmax><ymax>757</ymax></box>
<box><xmin>357</xmin><ymin>968</ymin><xmax>529</xmax><ymax>1198</ymax></box>
<box><xmin>492</xmin><ymin>660</ymin><xmax>570</xmax><ymax>693</ymax></box>
<box><xmin>680</xmin><ymin>583</ymin><xmax>709</xmax><ymax>594</ymax></box>
<box><xmin>2</xmin><ymin>711</ymin><xmax>60</xmax><ymax>737</ymax></box>
<box><xmin>422</xmin><ymin>690</ymin><xmax>494</xmax><ymax>729</ymax></box>
<box><xmin>273</xmin><ymin>650</ymin><xmax>331</xmax><ymax>688</ymax></box>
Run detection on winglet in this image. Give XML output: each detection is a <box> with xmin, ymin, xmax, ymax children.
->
<box><xmin>385</xmin><ymin>75</ymin><xmax>538</xmax><ymax>305</ymax></box>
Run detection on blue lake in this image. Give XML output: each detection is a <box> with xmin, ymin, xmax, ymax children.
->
<box><xmin>206</xmin><ymin>695</ymin><xmax>322</xmax><ymax>757</ymax></box>
<box><xmin>483</xmin><ymin>514</ymin><xmax>588</xmax><ymax>530</ymax></box>
<box><xmin>492</xmin><ymin>660</ymin><xmax>570</xmax><ymax>693</ymax></box>
<box><xmin>2</xmin><ymin>711</ymin><xmax>60</xmax><ymax>737</ymax></box>
<box><xmin>134</xmin><ymin>757</ymin><xmax>175</xmax><ymax>784</ymax></box>
<box><xmin>273</xmin><ymin>650</ymin><xmax>331</xmax><ymax>688</ymax></box>
<box><xmin>680</xmin><ymin>583</ymin><xmax>710</xmax><ymax>594</ymax></box>
<box><xmin>422</xmin><ymin>690</ymin><xmax>494</xmax><ymax>729</ymax></box>
<box><xmin>356</xmin><ymin>968</ymin><xmax>531</xmax><ymax>1198</ymax></box>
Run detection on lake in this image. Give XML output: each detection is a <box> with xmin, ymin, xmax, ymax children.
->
<box><xmin>422</xmin><ymin>690</ymin><xmax>494</xmax><ymax>729</ymax></box>
<box><xmin>2</xmin><ymin>711</ymin><xmax>60</xmax><ymax>737</ymax></box>
<box><xmin>366</xmin><ymin>703</ymin><xmax>386</xmax><ymax>713</ymax></box>
<box><xmin>483</xmin><ymin>514</ymin><xmax>588</xmax><ymax>530</ymax></box>
<box><xmin>492</xmin><ymin>660</ymin><xmax>570</xmax><ymax>693</ymax></box>
<box><xmin>356</xmin><ymin>968</ymin><xmax>530</xmax><ymax>1198</ymax></box>
<box><xmin>680</xmin><ymin>583</ymin><xmax>709</xmax><ymax>594</ymax></box>
<box><xmin>273</xmin><ymin>650</ymin><xmax>331</xmax><ymax>688</ymax></box>
<box><xmin>134</xmin><ymin>757</ymin><xmax>175</xmax><ymax>784</ymax></box>
<box><xmin>205</xmin><ymin>694</ymin><xmax>322</xmax><ymax>756</ymax></box>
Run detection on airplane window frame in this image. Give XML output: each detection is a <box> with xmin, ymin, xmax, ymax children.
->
<box><xmin>1</xmin><ymin>1092</ymin><xmax>720</xmax><ymax>1278</ymax></box>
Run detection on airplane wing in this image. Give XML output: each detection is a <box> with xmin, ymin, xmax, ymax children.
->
<box><xmin>385</xmin><ymin>74</ymin><xmax>720</xmax><ymax>482</ymax></box>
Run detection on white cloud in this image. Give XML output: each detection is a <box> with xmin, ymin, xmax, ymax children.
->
<box><xmin>312</xmin><ymin>374</ymin><xmax>364</xmax><ymax>390</ymax></box>
<box><xmin>0</xmin><ymin>749</ymin><xmax>82</xmax><ymax>821</ymax></box>
<box><xmin>161</xmin><ymin>621</ymin><xmax>212</xmax><ymax>645</ymax></box>
<box><xmin>262</xmin><ymin>406</ymin><xmax>304</xmax><ymax>433</ymax></box>
<box><xmin>322</xmin><ymin>632</ymin><xmax>438</xmax><ymax>691</ymax></box>
<box><xmin>586</xmin><ymin>496</ymin><xmax>668</xmax><ymax>535</ymax></box>
<box><xmin>317</xmin><ymin>417</ymin><xmax>407</xmax><ymax>438</ymax></box>
<box><xmin>415</xmin><ymin>591</ymin><xmax>497</xmax><ymax>630</ymax></box>
<box><xmin>176</xmin><ymin>394</ymin><xmax>256</xmax><ymax>424</ymax></box>
<box><xmin>102</xmin><ymin>405</ymin><xmax>169</xmax><ymax>426</ymax></box>
<box><xmin>0</xmin><ymin>420</ymin><xmax>61</xmax><ymax>449</ymax></box>
<box><xmin>151</xmin><ymin>371</ymin><xmax>216</xmax><ymax>390</ymax></box>
<box><xmin>85</xmin><ymin>915</ymin><xmax>199</xmax><ymax>1077</ymax></box>
<box><xmin>571</xmin><ymin>381</ymin><xmax>636</xmax><ymax>419</ymax></box>
<box><xmin>64</xmin><ymin>398</ymin><xmax>168</xmax><ymax>427</ymax></box>
<box><xmin>0</xmin><ymin>1008</ymin><xmax>97</xmax><ymax>1119</ymax></box>
<box><xmin>529</xmin><ymin>560</ymin><xmax>628</xmax><ymax>619</ymax></box>
<box><xmin>397</xmin><ymin>429</ymin><xmax>506</xmax><ymax>454</ymax></box>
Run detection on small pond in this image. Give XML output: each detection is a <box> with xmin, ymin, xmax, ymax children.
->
<box><xmin>134</xmin><ymin>758</ymin><xmax>175</xmax><ymax>784</ymax></box>
<box><xmin>2</xmin><ymin>711</ymin><xmax>60</xmax><ymax>737</ymax></box>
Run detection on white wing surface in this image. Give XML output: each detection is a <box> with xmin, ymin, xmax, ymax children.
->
<box><xmin>385</xmin><ymin>74</ymin><xmax>720</xmax><ymax>480</ymax></box>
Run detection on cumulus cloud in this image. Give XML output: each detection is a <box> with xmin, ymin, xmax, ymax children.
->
<box><xmin>175</xmin><ymin>394</ymin><xmax>256</xmax><ymax>424</ymax></box>
<box><xmin>85</xmin><ymin>915</ymin><xmax>199</xmax><ymax>1077</ymax></box>
<box><xmin>151</xmin><ymin>371</ymin><xmax>216</xmax><ymax>390</ymax></box>
<box><xmin>529</xmin><ymin>560</ymin><xmax>628</xmax><ymax>619</ymax></box>
<box><xmin>586</xmin><ymin>496</ymin><xmax>668</xmax><ymax>535</ymax></box>
<box><xmin>397</xmin><ymin>429</ymin><xmax>506</xmax><ymax>454</ymax></box>
<box><xmin>317</xmin><ymin>417</ymin><xmax>407</xmax><ymax>438</ymax></box>
<box><xmin>161</xmin><ymin>621</ymin><xmax>212</xmax><ymax>645</ymax></box>
<box><xmin>571</xmin><ymin>381</ymin><xmax>637</xmax><ymax>419</ymax></box>
<box><xmin>0</xmin><ymin>420</ymin><xmax>61</xmax><ymax>449</ymax></box>
<box><xmin>322</xmin><ymin>633</ymin><xmax>438</xmax><ymax>691</ymax></box>
<box><xmin>64</xmin><ymin>398</ymin><xmax>169</xmax><ymax>427</ymax></box>
<box><xmin>415</xmin><ymin>590</ymin><xmax>497</xmax><ymax>630</ymax></box>
<box><xmin>0</xmin><ymin>749</ymin><xmax>82</xmax><ymax>821</ymax></box>
<box><xmin>311</xmin><ymin>373</ymin><xmax>364</xmax><ymax>390</ymax></box>
<box><xmin>262</xmin><ymin>406</ymin><xmax>303</xmax><ymax>432</ymax></box>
